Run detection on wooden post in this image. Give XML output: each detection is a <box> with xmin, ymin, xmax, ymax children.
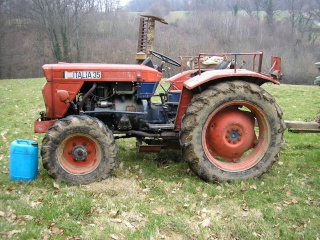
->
<box><xmin>284</xmin><ymin>120</ymin><xmax>320</xmax><ymax>133</ymax></box>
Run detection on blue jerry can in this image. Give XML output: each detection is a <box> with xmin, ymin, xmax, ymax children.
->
<box><xmin>9</xmin><ymin>139</ymin><xmax>38</xmax><ymax>182</ymax></box>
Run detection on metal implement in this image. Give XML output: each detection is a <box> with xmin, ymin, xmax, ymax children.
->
<box><xmin>137</xmin><ymin>15</ymin><xmax>168</xmax><ymax>58</ymax></box>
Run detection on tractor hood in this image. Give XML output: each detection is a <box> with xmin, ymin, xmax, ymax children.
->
<box><xmin>42</xmin><ymin>63</ymin><xmax>162</xmax><ymax>83</ymax></box>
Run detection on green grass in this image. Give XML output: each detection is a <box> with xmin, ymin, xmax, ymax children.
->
<box><xmin>0</xmin><ymin>78</ymin><xmax>319</xmax><ymax>239</ymax></box>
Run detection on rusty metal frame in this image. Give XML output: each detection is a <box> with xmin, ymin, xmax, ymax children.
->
<box><xmin>178</xmin><ymin>52</ymin><xmax>264</xmax><ymax>74</ymax></box>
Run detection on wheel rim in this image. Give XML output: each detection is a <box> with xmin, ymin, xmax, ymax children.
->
<box><xmin>202</xmin><ymin>100</ymin><xmax>270</xmax><ymax>172</ymax></box>
<box><xmin>57</xmin><ymin>134</ymin><xmax>101</xmax><ymax>175</ymax></box>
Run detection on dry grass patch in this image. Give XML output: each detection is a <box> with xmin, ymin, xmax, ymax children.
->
<box><xmin>82</xmin><ymin>177</ymin><xmax>142</xmax><ymax>196</ymax></box>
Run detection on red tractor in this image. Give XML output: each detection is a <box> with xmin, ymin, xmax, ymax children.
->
<box><xmin>34</xmin><ymin>16</ymin><xmax>284</xmax><ymax>185</ymax></box>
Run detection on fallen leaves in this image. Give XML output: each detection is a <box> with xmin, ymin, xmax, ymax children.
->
<box><xmin>5</xmin><ymin>230</ymin><xmax>22</xmax><ymax>238</ymax></box>
<box><xmin>110</xmin><ymin>234</ymin><xmax>119</xmax><ymax>240</ymax></box>
<box><xmin>22</xmin><ymin>215</ymin><xmax>34</xmax><ymax>221</ymax></box>
<box><xmin>273</xmin><ymin>193</ymin><xmax>318</xmax><ymax>211</ymax></box>
<box><xmin>109</xmin><ymin>210</ymin><xmax>120</xmax><ymax>218</ymax></box>
<box><xmin>0</xmin><ymin>206</ymin><xmax>28</xmax><ymax>224</ymax></box>
<box><xmin>249</xmin><ymin>184</ymin><xmax>257</xmax><ymax>190</ymax></box>
<box><xmin>305</xmin><ymin>197</ymin><xmax>314</xmax><ymax>206</ymax></box>
<box><xmin>107</xmin><ymin>209</ymin><xmax>146</xmax><ymax>233</ymax></box>
<box><xmin>0</xmin><ymin>130</ymin><xmax>8</xmax><ymax>143</ymax></box>
<box><xmin>30</xmin><ymin>200</ymin><xmax>42</xmax><ymax>208</ymax></box>
<box><xmin>252</xmin><ymin>231</ymin><xmax>264</xmax><ymax>239</ymax></box>
<box><xmin>242</xmin><ymin>203</ymin><xmax>249</xmax><ymax>211</ymax></box>
<box><xmin>141</xmin><ymin>187</ymin><xmax>150</xmax><ymax>193</ymax></box>
<box><xmin>53</xmin><ymin>182</ymin><xmax>60</xmax><ymax>190</ymax></box>
<box><xmin>123</xmin><ymin>220</ymin><xmax>135</xmax><ymax>229</ymax></box>
<box><xmin>110</xmin><ymin>218</ymin><xmax>122</xmax><ymax>223</ymax></box>
<box><xmin>156</xmin><ymin>227</ymin><xmax>167</xmax><ymax>239</ymax></box>
<box><xmin>0</xmin><ymin>206</ymin><xmax>35</xmax><ymax>238</ymax></box>
<box><xmin>200</xmin><ymin>218</ymin><xmax>211</xmax><ymax>227</ymax></box>
<box><xmin>48</xmin><ymin>221</ymin><xmax>64</xmax><ymax>236</ymax></box>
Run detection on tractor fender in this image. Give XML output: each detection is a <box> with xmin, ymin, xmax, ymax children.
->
<box><xmin>166</xmin><ymin>69</ymin><xmax>198</xmax><ymax>90</ymax></box>
<box><xmin>183</xmin><ymin>69</ymin><xmax>280</xmax><ymax>90</ymax></box>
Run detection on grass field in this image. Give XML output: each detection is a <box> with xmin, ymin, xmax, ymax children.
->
<box><xmin>0</xmin><ymin>78</ymin><xmax>319</xmax><ymax>239</ymax></box>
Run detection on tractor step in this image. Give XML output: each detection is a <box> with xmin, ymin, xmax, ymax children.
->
<box><xmin>136</xmin><ymin>139</ymin><xmax>180</xmax><ymax>152</ymax></box>
<box><xmin>147</xmin><ymin>123</ymin><xmax>174</xmax><ymax>130</ymax></box>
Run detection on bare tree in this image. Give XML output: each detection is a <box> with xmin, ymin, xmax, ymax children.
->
<box><xmin>0</xmin><ymin>0</ymin><xmax>29</xmax><ymax>78</ymax></box>
<box><xmin>26</xmin><ymin>0</ymin><xmax>96</xmax><ymax>62</ymax></box>
<box><xmin>0</xmin><ymin>0</ymin><xmax>319</xmax><ymax>83</ymax></box>
<box><xmin>285</xmin><ymin>0</ymin><xmax>302</xmax><ymax>36</ymax></box>
<box><xmin>0</xmin><ymin>0</ymin><xmax>8</xmax><ymax>43</ymax></box>
<box><xmin>95</xmin><ymin>0</ymin><xmax>120</xmax><ymax>12</ymax></box>
<box><xmin>284</xmin><ymin>0</ymin><xmax>320</xmax><ymax>48</ymax></box>
<box><xmin>236</xmin><ymin>0</ymin><xmax>262</xmax><ymax>23</ymax></box>
<box><xmin>260</xmin><ymin>0</ymin><xmax>276</xmax><ymax>28</ymax></box>
<box><xmin>0</xmin><ymin>0</ymin><xmax>8</xmax><ymax>78</ymax></box>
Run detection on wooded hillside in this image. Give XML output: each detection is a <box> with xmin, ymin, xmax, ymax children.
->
<box><xmin>0</xmin><ymin>0</ymin><xmax>319</xmax><ymax>84</ymax></box>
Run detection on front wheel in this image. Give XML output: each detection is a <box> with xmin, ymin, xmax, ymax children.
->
<box><xmin>41</xmin><ymin>115</ymin><xmax>117</xmax><ymax>185</ymax></box>
<box><xmin>180</xmin><ymin>81</ymin><xmax>285</xmax><ymax>182</ymax></box>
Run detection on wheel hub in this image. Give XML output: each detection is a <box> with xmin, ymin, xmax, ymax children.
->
<box><xmin>226</xmin><ymin>128</ymin><xmax>242</xmax><ymax>143</ymax></box>
<box><xmin>71</xmin><ymin>145</ymin><xmax>88</xmax><ymax>161</ymax></box>
<box><xmin>205</xmin><ymin>107</ymin><xmax>257</xmax><ymax>162</ymax></box>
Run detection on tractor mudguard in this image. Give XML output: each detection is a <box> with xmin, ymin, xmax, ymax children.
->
<box><xmin>34</xmin><ymin>119</ymin><xmax>57</xmax><ymax>133</ymax></box>
<box><xmin>183</xmin><ymin>69</ymin><xmax>280</xmax><ymax>90</ymax></box>
<box><xmin>166</xmin><ymin>69</ymin><xmax>198</xmax><ymax>90</ymax></box>
<box><xmin>42</xmin><ymin>81</ymin><xmax>83</xmax><ymax>119</ymax></box>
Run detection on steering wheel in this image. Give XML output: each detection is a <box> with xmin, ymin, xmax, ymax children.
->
<box><xmin>150</xmin><ymin>50</ymin><xmax>181</xmax><ymax>67</ymax></box>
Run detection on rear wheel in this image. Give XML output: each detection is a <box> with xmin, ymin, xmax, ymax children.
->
<box><xmin>41</xmin><ymin>115</ymin><xmax>117</xmax><ymax>185</ymax></box>
<box><xmin>180</xmin><ymin>81</ymin><xmax>285</xmax><ymax>182</ymax></box>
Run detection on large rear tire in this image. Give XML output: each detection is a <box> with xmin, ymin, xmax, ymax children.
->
<box><xmin>41</xmin><ymin>115</ymin><xmax>117</xmax><ymax>185</ymax></box>
<box><xmin>180</xmin><ymin>81</ymin><xmax>285</xmax><ymax>182</ymax></box>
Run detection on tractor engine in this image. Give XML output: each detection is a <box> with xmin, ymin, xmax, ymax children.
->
<box><xmin>77</xmin><ymin>81</ymin><xmax>178</xmax><ymax>133</ymax></box>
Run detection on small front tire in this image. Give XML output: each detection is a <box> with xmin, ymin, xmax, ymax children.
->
<box><xmin>41</xmin><ymin>115</ymin><xmax>117</xmax><ymax>185</ymax></box>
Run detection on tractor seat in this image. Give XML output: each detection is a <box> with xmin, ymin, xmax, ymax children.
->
<box><xmin>215</xmin><ymin>59</ymin><xmax>235</xmax><ymax>70</ymax></box>
<box><xmin>215</xmin><ymin>60</ymin><xmax>231</xmax><ymax>69</ymax></box>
